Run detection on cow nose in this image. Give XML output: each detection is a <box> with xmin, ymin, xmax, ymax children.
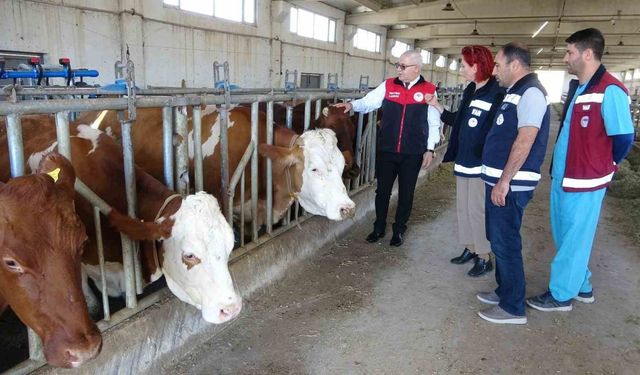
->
<box><xmin>340</xmin><ymin>204</ymin><xmax>356</xmax><ymax>219</ymax></box>
<box><xmin>219</xmin><ymin>299</ymin><xmax>243</xmax><ymax>322</ymax></box>
<box><xmin>64</xmin><ymin>331</ymin><xmax>102</xmax><ymax>368</ymax></box>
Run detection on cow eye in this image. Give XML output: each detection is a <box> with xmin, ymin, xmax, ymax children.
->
<box><xmin>3</xmin><ymin>257</ymin><xmax>24</xmax><ymax>274</ymax></box>
<box><xmin>181</xmin><ymin>253</ymin><xmax>201</xmax><ymax>268</ymax></box>
<box><xmin>311</xmin><ymin>168</ymin><xmax>318</xmax><ymax>172</ymax></box>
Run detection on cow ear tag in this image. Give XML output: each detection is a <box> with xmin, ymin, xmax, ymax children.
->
<box><xmin>46</xmin><ymin>168</ymin><xmax>61</xmax><ymax>182</ymax></box>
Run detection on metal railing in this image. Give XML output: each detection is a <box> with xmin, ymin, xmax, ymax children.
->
<box><xmin>0</xmin><ymin>60</ymin><xmax>463</xmax><ymax>374</ymax></box>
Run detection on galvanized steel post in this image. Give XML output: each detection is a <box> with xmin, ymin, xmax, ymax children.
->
<box><xmin>251</xmin><ymin>102</ymin><xmax>259</xmax><ymax>241</ymax></box>
<box><xmin>266</xmin><ymin>101</ymin><xmax>274</xmax><ymax>234</ymax></box>
<box><xmin>5</xmin><ymin>114</ymin><xmax>25</xmax><ymax>178</ymax></box>
<box><xmin>174</xmin><ymin>106</ymin><xmax>190</xmax><ymax>196</ymax></box>
<box><xmin>192</xmin><ymin>105</ymin><xmax>204</xmax><ymax>192</ymax></box>
<box><xmin>162</xmin><ymin>106</ymin><xmax>175</xmax><ymax>190</ymax></box>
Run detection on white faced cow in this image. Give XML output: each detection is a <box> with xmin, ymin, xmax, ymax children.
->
<box><xmin>0</xmin><ymin>116</ymin><xmax>242</xmax><ymax>324</ymax></box>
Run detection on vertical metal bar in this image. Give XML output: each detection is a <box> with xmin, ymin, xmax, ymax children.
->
<box><xmin>162</xmin><ymin>106</ymin><xmax>175</xmax><ymax>190</ymax></box>
<box><xmin>353</xmin><ymin>112</ymin><xmax>364</xmax><ymax>189</ymax></box>
<box><xmin>284</xmin><ymin>105</ymin><xmax>293</xmax><ymax>226</ymax></box>
<box><xmin>285</xmin><ymin>106</ymin><xmax>293</xmax><ymax>129</ymax></box>
<box><xmin>192</xmin><ymin>105</ymin><xmax>204</xmax><ymax>192</ymax></box>
<box><xmin>93</xmin><ymin>206</ymin><xmax>110</xmax><ymax>321</ymax></box>
<box><xmin>315</xmin><ymin>99</ymin><xmax>322</xmax><ymax>120</ymax></box>
<box><xmin>120</xmin><ymin>118</ymin><xmax>142</xmax><ymax>301</ymax></box>
<box><xmin>266</xmin><ymin>101</ymin><xmax>274</xmax><ymax>234</ymax></box>
<box><xmin>28</xmin><ymin>330</ymin><xmax>44</xmax><ymax>362</ymax></box>
<box><xmin>5</xmin><ymin>114</ymin><xmax>25</xmax><ymax>178</ymax></box>
<box><xmin>240</xmin><ymin>172</ymin><xmax>245</xmax><ymax>247</ymax></box>
<box><xmin>174</xmin><ymin>106</ymin><xmax>189</xmax><ymax>196</ymax></box>
<box><xmin>220</xmin><ymin>106</ymin><xmax>231</xmax><ymax>224</ymax></box>
<box><xmin>55</xmin><ymin>111</ymin><xmax>71</xmax><ymax>158</ymax></box>
<box><xmin>304</xmin><ymin>99</ymin><xmax>311</xmax><ymax>130</ymax></box>
<box><xmin>250</xmin><ymin>102</ymin><xmax>259</xmax><ymax>242</ymax></box>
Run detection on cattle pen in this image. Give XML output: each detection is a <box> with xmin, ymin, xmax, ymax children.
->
<box><xmin>0</xmin><ymin>57</ymin><xmax>463</xmax><ymax>374</ymax></box>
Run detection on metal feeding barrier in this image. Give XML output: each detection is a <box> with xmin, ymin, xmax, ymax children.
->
<box><xmin>0</xmin><ymin>58</ymin><xmax>463</xmax><ymax>374</ymax></box>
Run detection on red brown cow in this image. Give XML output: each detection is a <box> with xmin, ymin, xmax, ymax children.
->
<box><xmin>0</xmin><ymin>153</ymin><xmax>101</xmax><ymax>368</ymax></box>
<box><xmin>77</xmin><ymin>106</ymin><xmax>356</xmax><ymax>226</ymax></box>
<box><xmin>246</xmin><ymin>101</ymin><xmax>361</xmax><ymax>178</ymax></box>
<box><xmin>0</xmin><ymin>116</ymin><xmax>242</xmax><ymax>324</ymax></box>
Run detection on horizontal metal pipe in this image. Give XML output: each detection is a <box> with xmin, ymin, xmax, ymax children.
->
<box><xmin>0</xmin><ymin>93</ymin><xmax>367</xmax><ymax>115</ymax></box>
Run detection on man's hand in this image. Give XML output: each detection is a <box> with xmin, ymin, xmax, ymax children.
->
<box><xmin>421</xmin><ymin>150</ymin><xmax>434</xmax><ymax>169</ymax></box>
<box><xmin>490</xmin><ymin>180</ymin><xmax>510</xmax><ymax>206</ymax></box>
<box><xmin>426</xmin><ymin>95</ymin><xmax>444</xmax><ymax>113</ymax></box>
<box><xmin>333</xmin><ymin>102</ymin><xmax>353</xmax><ymax>113</ymax></box>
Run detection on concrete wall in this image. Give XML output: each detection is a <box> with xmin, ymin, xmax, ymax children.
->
<box><xmin>0</xmin><ymin>0</ymin><xmax>388</xmax><ymax>89</ymax></box>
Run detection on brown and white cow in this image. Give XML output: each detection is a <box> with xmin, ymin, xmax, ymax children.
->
<box><xmin>0</xmin><ymin>153</ymin><xmax>101</xmax><ymax>368</ymax></box>
<box><xmin>0</xmin><ymin>116</ymin><xmax>242</xmax><ymax>324</ymax></box>
<box><xmin>76</xmin><ymin>106</ymin><xmax>355</xmax><ymax>226</ymax></box>
<box><xmin>245</xmin><ymin>101</ymin><xmax>361</xmax><ymax>179</ymax></box>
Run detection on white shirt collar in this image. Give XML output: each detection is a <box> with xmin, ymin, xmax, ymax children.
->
<box><xmin>404</xmin><ymin>75</ymin><xmax>421</xmax><ymax>89</ymax></box>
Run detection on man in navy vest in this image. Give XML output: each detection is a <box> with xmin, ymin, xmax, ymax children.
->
<box><xmin>335</xmin><ymin>50</ymin><xmax>441</xmax><ymax>247</ymax></box>
<box><xmin>527</xmin><ymin>29</ymin><xmax>634</xmax><ymax>312</ymax></box>
<box><xmin>476</xmin><ymin>43</ymin><xmax>550</xmax><ymax>324</ymax></box>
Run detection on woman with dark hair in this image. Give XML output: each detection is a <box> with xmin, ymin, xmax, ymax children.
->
<box><xmin>428</xmin><ymin>45</ymin><xmax>505</xmax><ymax>277</ymax></box>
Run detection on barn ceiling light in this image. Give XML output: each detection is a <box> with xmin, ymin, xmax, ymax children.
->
<box><xmin>531</xmin><ymin>21</ymin><xmax>549</xmax><ymax>38</ymax></box>
<box><xmin>470</xmin><ymin>20</ymin><xmax>479</xmax><ymax>36</ymax></box>
<box><xmin>442</xmin><ymin>2</ymin><xmax>455</xmax><ymax>11</ymax></box>
<box><xmin>536</xmin><ymin>48</ymin><xmax>544</xmax><ymax>55</ymax></box>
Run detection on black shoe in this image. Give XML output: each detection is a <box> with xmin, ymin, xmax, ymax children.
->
<box><xmin>366</xmin><ymin>231</ymin><xmax>385</xmax><ymax>243</ymax></box>
<box><xmin>450</xmin><ymin>248</ymin><xmax>477</xmax><ymax>264</ymax></box>
<box><xmin>467</xmin><ymin>258</ymin><xmax>493</xmax><ymax>277</ymax></box>
<box><xmin>389</xmin><ymin>232</ymin><xmax>403</xmax><ymax>247</ymax></box>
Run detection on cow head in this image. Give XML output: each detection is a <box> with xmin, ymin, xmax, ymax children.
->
<box><xmin>0</xmin><ymin>153</ymin><xmax>101</xmax><ymax>368</ymax></box>
<box><xmin>160</xmin><ymin>193</ymin><xmax>242</xmax><ymax>324</ymax></box>
<box><xmin>260</xmin><ymin>128</ymin><xmax>356</xmax><ymax>220</ymax></box>
<box><xmin>319</xmin><ymin>106</ymin><xmax>360</xmax><ymax>179</ymax></box>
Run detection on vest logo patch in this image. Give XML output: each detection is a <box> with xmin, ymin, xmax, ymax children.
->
<box><xmin>468</xmin><ymin>118</ymin><xmax>478</xmax><ymax>128</ymax></box>
<box><xmin>413</xmin><ymin>92</ymin><xmax>424</xmax><ymax>102</ymax></box>
<box><xmin>496</xmin><ymin>114</ymin><xmax>504</xmax><ymax>125</ymax></box>
<box><xmin>389</xmin><ymin>91</ymin><xmax>401</xmax><ymax>98</ymax></box>
<box><xmin>580</xmin><ymin>115</ymin><xmax>589</xmax><ymax>128</ymax></box>
<box><xmin>582</xmin><ymin>104</ymin><xmax>591</xmax><ymax>110</ymax></box>
<box><xmin>472</xmin><ymin>109</ymin><xmax>482</xmax><ymax>117</ymax></box>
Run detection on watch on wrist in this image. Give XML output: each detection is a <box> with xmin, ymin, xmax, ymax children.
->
<box><xmin>427</xmin><ymin>149</ymin><xmax>435</xmax><ymax>154</ymax></box>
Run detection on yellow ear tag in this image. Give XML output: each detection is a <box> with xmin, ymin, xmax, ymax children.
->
<box><xmin>46</xmin><ymin>168</ymin><xmax>61</xmax><ymax>182</ymax></box>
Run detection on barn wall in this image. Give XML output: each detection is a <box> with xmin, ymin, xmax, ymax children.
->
<box><xmin>0</xmin><ymin>0</ymin><xmax>389</xmax><ymax>89</ymax></box>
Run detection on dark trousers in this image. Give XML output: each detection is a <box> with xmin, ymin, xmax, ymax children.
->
<box><xmin>374</xmin><ymin>151</ymin><xmax>423</xmax><ymax>235</ymax></box>
<box><xmin>485</xmin><ymin>184</ymin><xmax>533</xmax><ymax>316</ymax></box>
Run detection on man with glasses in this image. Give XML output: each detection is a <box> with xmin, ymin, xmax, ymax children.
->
<box><xmin>335</xmin><ymin>50</ymin><xmax>441</xmax><ymax>247</ymax></box>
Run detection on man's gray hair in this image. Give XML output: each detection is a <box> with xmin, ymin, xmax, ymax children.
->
<box><xmin>400</xmin><ymin>49</ymin><xmax>423</xmax><ymax>68</ymax></box>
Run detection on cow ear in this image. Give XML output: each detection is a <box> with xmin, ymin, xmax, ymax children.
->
<box><xmin>322</xmin><ymin>107</ymin><xmax>329</xmax><ymax>117</ymax></box>
<box><xmin>107</xmin><ymin>210</ymin><xmax>173</xmax><ymax>241</ymax></box>
<box><xmin>258</xmin><ymin>144</ymin><xmax>299</xmax><ymax>167</ymax></box>
<box><xmin>37</xmin><ymin>152</ymin><xmax>76</xmax><ymax>196</ymax></box>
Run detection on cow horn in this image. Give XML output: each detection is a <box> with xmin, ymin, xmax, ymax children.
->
<box><xmin>322</xmin><ymin>107</ymin><xmax>329</xmax><ymax>117</ymax></box>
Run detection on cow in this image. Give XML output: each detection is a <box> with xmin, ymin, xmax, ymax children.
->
<box><xmin>0</xmin><ymin>153</ymin><xmax>102</xmax><ymax>368</ymax></box>
<box><xmin>0</xmin><ymin>116</ymin><xmax>242</xmax><ymax>324</ymax></box>
<box><xmin>242</xmin><ymin>101</ymin><xmax>361</xmax><ymax>179</ymax></box>
<box><xmin>75</xmin><ymin>106</ymin><xmax>356</xmax><ymax>226</ymax></box>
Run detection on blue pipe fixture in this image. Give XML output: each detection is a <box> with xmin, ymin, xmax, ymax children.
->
<box><xmin>0</xmin><ymin>57</ymin><xmax>99</xmax><ymax>85</ymax></box>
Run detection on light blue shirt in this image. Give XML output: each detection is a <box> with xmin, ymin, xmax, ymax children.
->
<box><xmin>551</xmin><ymin>84</ymin><xmax>634</xmax><ymax>179</ymax></box>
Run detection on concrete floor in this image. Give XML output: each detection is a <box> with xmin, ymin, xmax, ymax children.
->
<box><xmin>165</xmin><ymin>118</ymin><xmax>640</xmax><ymax>375</ymax></box>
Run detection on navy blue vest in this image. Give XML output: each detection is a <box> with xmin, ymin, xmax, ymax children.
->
<box><xmin>481</xmin><ymin>73</ymin><xmax>550</xmax><ymax>189</ymax></box>
<box><xmin>443</xmin><ymin>77</ymin><xmax>505</xmax><ymax>178</ymax></box>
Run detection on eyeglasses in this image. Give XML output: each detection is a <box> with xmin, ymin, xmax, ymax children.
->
<box><xmin>394</xmin><ymin>63</ymin><xmax>417</xmax><ymax>70</ymax></box>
